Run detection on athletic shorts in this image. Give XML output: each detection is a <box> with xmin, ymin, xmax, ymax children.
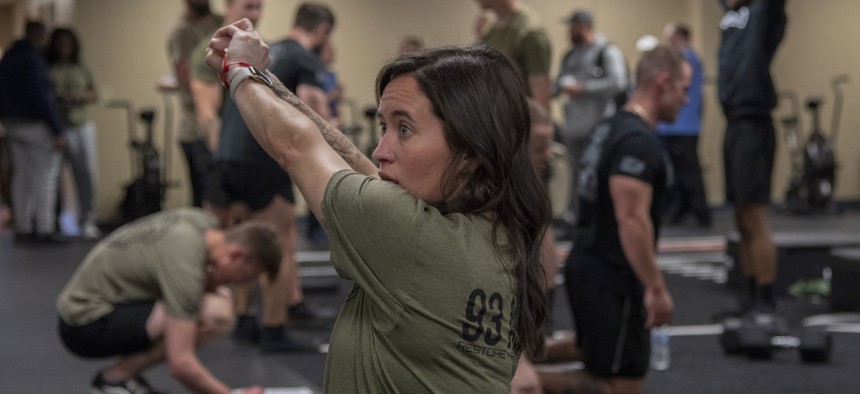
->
<box><xmin>204</xmin><ymin>161</ymin><xmax>295</xmax><ymax>210</ymax></box>
<box><xmin>723</xmin><ymin>116</ymin><xmax>776</xmax><ymax>204</ymax></box>
<box><xmin>58</xmin><ymin>301</ymin><xmax>154</xmax><ymax>358</ymax></box>
<box><xmin>566</xmin><ymin>276</ymin><xmax>649</xmax><ymax>378</ymax></box>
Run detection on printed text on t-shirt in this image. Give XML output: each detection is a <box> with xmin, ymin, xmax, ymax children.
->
<box><xmin>457</xmin><ymin>288</ymin><xmax>518</xmax><ymax>359</ymax></box>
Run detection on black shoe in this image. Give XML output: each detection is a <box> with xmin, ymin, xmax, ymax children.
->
<box><xmin>259</xmin><ymin>325</ymin><xmax>320</xmax><ymax>353</ymax></box>
<box><xmin>91</xmin><ymin>371</ymin><xmax>153</xmax><ymax>394</ymax></box>
<box><xmin>287</xmin><ymin>301</ymin><xmax>337</xmax><ymax>329</ymax></box>
<box><xmin>696</xmin><ymin>214</ymin><xmax>712</xmax><ymax>228</ymax></box>
<box><xmin>669</xmin><ymin>213</ymin><xmax>686</xmax><ymax>226</ymax></box>
<box><xmin>32</xmin><ymin>232</ymin><xmax>69</xmax><ymax>245</ymax></box>
<box><xmin>231</xmin><ymin>314</ymin><xmax>261</xmax><ymax>345</ymax></box>
<box><xmin>13</xmin><ymin>232</ymin><xmax>34</xmax><ymax>244</ymax></box>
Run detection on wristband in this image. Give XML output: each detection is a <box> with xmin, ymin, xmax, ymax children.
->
<box><xmin>219</xmin><ymin>50</ymin><xmax>251</xmax><ymax>89</ymax></box>
<box><xmin>229</xmin><ymin>65</ymin><xmax>274</xmax><ymax>101</ymax></box>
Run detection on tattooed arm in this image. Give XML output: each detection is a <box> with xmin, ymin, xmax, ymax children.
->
<box><xmin>205</xmin><ymin>20</ymin><xmax>377</xmax><ymax>220</ymax></box>
<box><xmin>263</xmin><ymin>70</ymin><xmax>379</xmax><ymax>178</ymax></box>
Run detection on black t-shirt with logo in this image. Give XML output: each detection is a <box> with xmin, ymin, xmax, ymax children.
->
<box><xmin>569</xmin><ymin>111</ymin><xmax>671</xmax><ymax>295</ymax></box>
<box><xmin>218</xmin><ymin>39</ymin><xmax>325</xmax><ymax>168</ymax></box>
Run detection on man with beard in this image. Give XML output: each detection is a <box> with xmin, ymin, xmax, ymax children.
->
<box><xmin>555</xmin><ymin>9</ymin><xmax>629</xmax><ymax>225</ymax></box>
<box><xmin>558</xmin><ymin>45</ymin><xmax>690</xmax><ymax>394</ymax></box>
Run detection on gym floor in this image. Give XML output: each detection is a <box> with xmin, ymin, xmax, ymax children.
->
<box><xmin>2</xmin><ymin>208</ymin><xmax>859</xmax><ymax>393</ymax></box>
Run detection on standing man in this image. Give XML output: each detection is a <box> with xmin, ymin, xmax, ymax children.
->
<box><xmin>190</xmin><ymin>0</ymin><xmax>262</xmax><ymax>158</ymax></box>
<box><xmin>0</xmin><ymin>21</ymin><xmax>66</xmax><ymax>244</ymax></box>
<box><xmin>558</xmin><ymin>46</ymin><xmax>689</xmax><ymax>394</ymax></box>
<box><xmin>657</xmin><ymin>22</ymin><xmax>711</xmax><ymax>228</ymax></box>
<box><xmin>205</xmin><ymin>2</ymin><xmax>335</xmax><ymax>352</ymax></box>
<box><xmin>57</xmin><ymin>208</ymin><xmax>281</xmax><ymax>394</ymax></box>
<box><xmin>167</xmin><ymin>0</ymin><xmax>223</xmax><ymax>208</ymax></box>
<box><xmin>474</xmin><ymin>0</ymin><xmax>552</xmax><ymax>110</ymax></box>
<box><xmin>556</xmin><ymin>10</ymin><xmax>629</xmax><ymax>223</ymax></box>
<box><xmin>718</xmin><ymin>0</ymin><xmax>787</xmax><ymax>313</ymax></box>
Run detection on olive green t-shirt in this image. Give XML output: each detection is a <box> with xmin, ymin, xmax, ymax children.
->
<box><xmin>322</xmin><ymin>170</ymin><xmax>520</xmax><ymax>393</ymax></box>
<box><xmin>50</xmin><ymin>63</ymin><xmax>95</xmax><ymax>127</ymax></box>
<box><xmin>167</xmin><ymin>13</ymin><xmax>223</xmax><ymax>142</ymax></box>
<box><xmin>481</xmin><ymin>4</ymin><xmax>551</xmax><ymax>94</ymax></box>
<box><xmin>190</xmin><ymin>37</ymin><xmax>220</xmax><ymax>86</ymax></box>
<box><xmin>57</xmin><ymin>208</ymin><xmax>217</xmax><ymax>326</ymax></box>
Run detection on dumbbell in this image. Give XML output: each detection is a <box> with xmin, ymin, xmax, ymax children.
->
<box><xmin>719</xmin><ymin>316</ymin><xmax>744</xmax><ymax>355</ymax></box>
<box><xmin>738</xmin><ymin>325</ymin><xmax>833</xmax><ymax>363</ymax></box>
<box><xmin>719</xmin><ymin>313</ymin><xmax>786</xmax><ymax>355</ymax></box>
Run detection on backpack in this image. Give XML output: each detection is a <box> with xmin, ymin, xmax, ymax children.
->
<box><xmin>594</xmin><ymin>43</ymin><xmax>632</xmax><ymax>109</ymax></box>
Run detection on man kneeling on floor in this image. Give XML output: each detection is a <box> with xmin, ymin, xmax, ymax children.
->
<box><xmin>548</xmin><ymin>45</ymin><xmax>690</xmax><ymax>394</ymax></box>
<box><xmin>57</xmin><ymin>208</ymin><xmax>280</xmax><ymax>394</ymax></box>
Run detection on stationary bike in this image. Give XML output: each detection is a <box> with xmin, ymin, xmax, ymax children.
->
<box><xmin>782</xmin><ymin>75</ymin><xmax>850</xmax><ymax>214</ymax></box>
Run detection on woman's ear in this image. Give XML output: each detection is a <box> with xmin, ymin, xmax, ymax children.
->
<box><xmin>458</xmin><ymin>155</ymin><xmax>480</xmax><ymax>177</ymax></box>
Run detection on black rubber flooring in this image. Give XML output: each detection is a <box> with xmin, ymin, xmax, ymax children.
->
<box><xmin>2</xmin><ymin>208</ymin><xmax>859</xmax><ymax>393</ymax></box>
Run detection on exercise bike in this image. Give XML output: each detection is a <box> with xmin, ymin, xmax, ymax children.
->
<box><xmin>120</xmin><ymin>108</ymin><xmax>165</xmax><ymax>223</ymax></box>
<box><xmin>782</xmin><ymin>75</ymin><xmax>850</xmax><ymax>214</ymax></box>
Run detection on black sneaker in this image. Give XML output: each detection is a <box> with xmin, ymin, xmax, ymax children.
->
<box><xmin>259</xmin><ymin>325</ymin><xmax>320</xmax><ymax>354</ymax></box>
<box><xmin>32</xmin><ymin>232</ymin><xmax>69</xmax><ymax>245</ymax></box>
<box><xmin>286</xmin><ymin>301</ymin><xmax>337</xmax><ymax>329</ymax></box>
<box><xmin>231</xmin><ymin>314</ymin><xmax>261</xmax><ymax>344</ymax></box>
<box><xmin>13</xmin><ymin>232</ymin><xmax>34</xmax><ymax>244</ymax></box>
<box><xmin>91</xmin><ymin>371</ymin><xmax>152</xmax><ymax>394</ymax></box>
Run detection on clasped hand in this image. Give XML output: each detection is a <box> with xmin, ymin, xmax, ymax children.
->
<box><xmin>205</xmin><ymin>18</ymin><xmax>272</xmax><ymax>80</ymax></box>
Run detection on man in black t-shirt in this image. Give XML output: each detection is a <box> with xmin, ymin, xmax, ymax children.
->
<box><xmin>553</xmin><ymin>46</ymin><xmax>690</xmax><ymax>394</ymax></box>
<box><xmin>206</xmin><ymin>2</ymin><xmax>336</xmax><ymax>353</ymax></box>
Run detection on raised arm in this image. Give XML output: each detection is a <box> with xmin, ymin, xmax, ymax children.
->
<box><xmin>206</xmin><ymin>20</ymin><xmax>376</xmax><ymax>219</ymax></box>
<box><xmin>263</xmin><ymin>71</ymin><xmax>377</xmax><ymax>177</ymax></box>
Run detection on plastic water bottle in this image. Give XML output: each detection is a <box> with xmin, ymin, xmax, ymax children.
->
<box><xmin>650</xmin><ymin>325</ymin><xmax>671</xmax><ymax>371</ymax></box>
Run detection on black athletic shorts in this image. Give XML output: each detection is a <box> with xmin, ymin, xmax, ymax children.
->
<box><xmin>58</xmin><ymin>301</ymin><xmax>154</xmax><ymax>358</ymax></box>
<box><xmin>723</xmin><ymin>116</ymin><xmax>776</xmax><ymax>204</ymax></box>
<box><xmin>204</xmin><ymin>161</ymin><xmax>295</xmax><ymax>210</ymax></box>
<box><xmin>566</xmin><ymin>275</ymin><xmax>649</xmax><ymax>378</ymax></box>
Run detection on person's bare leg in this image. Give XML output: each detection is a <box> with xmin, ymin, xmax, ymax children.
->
<box><xmin>736</xmin><ymin>204</ymin><xmax>775</xmax><ymax>281</ymax></box>
<box><xmin>736</xmin><ymin>204</ymin><xmax>777</xmax><ymax>283</ymax></box>
<box><xmin>253</xmin><ymin>196</ymin><xmax>299</xmax><ymax>327</ymax></box>
<box><xmin>203</xmin><ymin>202</ymin><xmax>232</xmax><ymax>229</ymax></box>
<box><xmin>232</xmin><ymin>281</ymin><xmax>256</xmax><ymax>316</ymax></box>
<box><xmin>735</xmin><ymin>206</ymin><xmax>755</xmax><ymax>279</ymax></box>
<box><xmin>736</xmin><ymin>202</ymin><xmax>777</xmax><ymax>309</ymax></box>
<box><xmin>739</xmin><ymin>203</ymin><xmax>776</xmax><ymax>284</ymax></box>
<box><xmin>543</xmin><ymin>330</ymin><xmax>583</xmax><ymax>363</ymax></box>
<box><xmin>604</xmin><ymin>377</ymin><xmax>644</xmax><ymax>394</ymax></box>
<box><xmin>537</xmin><ymin>369</ymin><xmax>607</xmax><ymax>394</ymax></box>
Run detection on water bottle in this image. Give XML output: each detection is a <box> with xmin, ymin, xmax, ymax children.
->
<box><xmin>650</xmin><ymin>325</ymin><xmax>671</xmax><ymax>371</ymax></box>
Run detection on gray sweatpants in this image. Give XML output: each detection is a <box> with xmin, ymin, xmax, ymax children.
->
<box><xmin>63</xmin><ymin>122</ymin><xmax>98</xmax><ymax>224</ymax></box>
<box><xmin>5</xmin><ymin>118</ymin><xmax>62</xmax><ymax>234</ymax></box>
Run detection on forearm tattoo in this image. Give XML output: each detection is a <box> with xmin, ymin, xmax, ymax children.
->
<box><xmin>264</xmin><ymin>70</ymin><xmax>367</xmax><ymax>166</ymax></box>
